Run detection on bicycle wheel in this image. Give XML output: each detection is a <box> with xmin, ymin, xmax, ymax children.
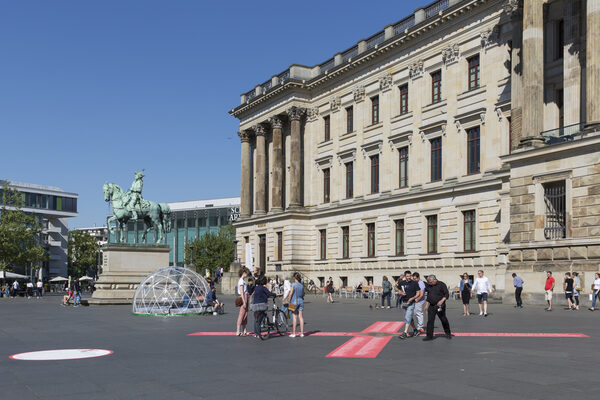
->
<box><xmin>259</xmin><ymin>313</ymin><xmax>270</xmax><ymax>340</ymax></box>
<box><xmin>276</xmin><ymin>310</ymin><xmax>288</xmax><ymax>335</ymax></box>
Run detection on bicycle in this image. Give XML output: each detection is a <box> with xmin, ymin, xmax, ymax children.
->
<box><xmin>256</xmin><ymin>297</ymin><xmax>289</xmax><ymax>340</ymax></box>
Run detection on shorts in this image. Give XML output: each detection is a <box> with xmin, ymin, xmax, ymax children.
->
<box><xmin>565</xmin><ymin>291</ymin><xmax>573</xmax><ymax>299</ymax></box>
<box><xmin>545</xmin><ymin>290</ymin><xmax>553</xmax><ymax>301</ymax></box>
<box><xmin>403</xmin><ymin>302</ymin><xmax>415</xmax><ymax>325</ymax></box>
<box><xmin>477</xmin><ymin>293</ymin><xmax>488</xmax><ymax>303</ymax></box>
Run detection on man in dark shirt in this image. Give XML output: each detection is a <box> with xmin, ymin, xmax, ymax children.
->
<box><xmin>397</xmin><ymin>270</ymin><xmax>423</xmax><ymax>339</ymax></box>
<box><xmin>423</xmin><ymin>275</ymin><xmax>452</xmax><ymax>341</ymax></box>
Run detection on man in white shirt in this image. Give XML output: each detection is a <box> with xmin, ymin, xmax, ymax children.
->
<box><xmin>26</xmin><ymin>281</ymin><xmax>34</xmax><ymax>298</ymax></box>
<box><xmin>471</xmin><ymin>270</ymin><xmax>493</xmax><ymax>317</ymax></box>
<box><xmin>36</xmin><ymin>280</ymin><xmax>43</xmax><ymax>298</ymax></box>
<box><xmin>589</xmin><ymin>272</ymin><xmax>600</xmax><ymax>311</ymax></box>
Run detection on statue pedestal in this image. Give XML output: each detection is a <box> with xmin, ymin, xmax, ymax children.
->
<box><xmin>220</xmin><ymin>262</ymin><xmax>241</xmax><ymax>295</ymax></box>
<box><xmin>89</xmin><ymin>244</ymin><xmax>170</xmax><ymax>305</ymax></box>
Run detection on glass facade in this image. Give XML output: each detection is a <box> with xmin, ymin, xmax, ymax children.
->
<box><xmin>0</xmin><ymin>189</ymin><xmax>77</xmax><ymax>213</ymax></box>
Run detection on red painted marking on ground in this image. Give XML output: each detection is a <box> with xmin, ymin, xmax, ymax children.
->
<box><xmin>449</xmin><ymin>332</ymin><xmax>589</xmax><ymax>338</ymax></box>
<box><xmin>188</xmin><ymin>332</ymin><xmax>237</xmax><ymax>336</ymax></box>
<box><xmin>325</xmin><ymin>321</ymin><xmax>404</xmax><ymax>358</ymax></box>
<box><xmin>309</xmin><ymin>332</ymin><xmax>356</xmax><ymax>337</ymax></box>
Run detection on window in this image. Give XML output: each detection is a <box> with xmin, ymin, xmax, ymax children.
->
<box><xmin>345</xmin><ymin>162</ymin><xmax>353</xmax><ymax>199</ymax></box>
<box><xmin>467</xmin><ymin>127</ymin><xmax>480</xmax><ymax>174</ymax></box>
<box><xmin>370</xmin><ymin>155</ymin><xmax>379</xmax><ymax>193</ymax></box>
<box><xmin>556</xmin><ymin>19</ymin><xmax>564</xmax><ymax>60</ymax></box>
<box><xmin>367</xmin><ymin>223</ymin><xmax>376</xmax><ymax>257</ymax></box>
<box><xmin>320</xmin><ymin>229</ymin><xmax>327</xmax><ymax>260</ymax></box>
<box><xmin>342</xmin><ymin>226</ymin><xmax>350</xmax><ymax>259</ymax></box>
<box><xmin>463</xmin><ymin>210</ymin><xmax>476</xmax><ymax>252</ymax></box>
<box><xmin>468</xmin><ymin>55</ymin><xmax>480</xmax><ymax>90</ymax></box>
<box><xmin>399</xmin><ymin>84</ymin><xmax>409</xmax><ymax>115</ymax></box>
<box><xmin>431</xmin><ymin>70</ymin><xmax>442</xmax><ymax>104</ymax></box>
<box><xmin>430</xmin><ymin>137</ymin><xmax>442</xmax><ymax>182</ymax></box>
<box><xmin>277</xmin><ymin>232</ymin><xmax>282</xmax><ymax>261</ymax></box>
<box><xmin>427</xmin><ymin>215</ymin><xmax>438</xmax><ymax>254</ymax></box>
<box><xmin>324</xmin><ymin>116</ymin><xmax>331</xmax><ymax>142</ymax></box>
<box><xmin>399</xmin><ymin>146</ymin><xmax>409</xmax><ymax>188</ymax></box>
<box><xmin>323</xmin><ymin>168</ymin><xmax>330</xmax><ymax>203</ymax></box>
<box><xmin>543</xmin><ymin>181</ymin><xmax>566</xmax><ymax>239</ymax></box>
<box><xmin>395</xmin><ymin>219</ymin><xmax>404</xmax><ymax>256</ymax></box>
<box><xmin>371</xmin><ymin>95</ymin><xmax>379</xmax><ymax>124</ymax></box>
<box><xmin>346</xmin><ymin>106</ymin><xmax>354</xmax><ymax>133</ymax></box>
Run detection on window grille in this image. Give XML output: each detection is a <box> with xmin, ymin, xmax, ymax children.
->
<box><xmin>544</xmin><ymin>181</ymin><xmax>566</xmax><ymax>239</ymax></box>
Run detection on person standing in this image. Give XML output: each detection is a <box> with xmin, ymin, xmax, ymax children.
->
<box><xmin>422</xmin><ymin>275</ymin><xmax>452</xmax><ymax>341</ymax></box>
<box><xmin>381</xmin><ymin>276</ymin><xmax>392</xmax><ymax>309</ymax></box>
<box><xmin>512</xmin><ymin>273</ymin><xmax>524</xmax><ymax>308</ymax></box>
<box><xmin>36</xmin><ymin>280</ymin><xmax>43</xmax><ymax>298</ymax></box>
<box><xmin>282</xmin><ymin>275</ymin><xmax>292</xmax><ymax>318</ymax></box>
<box><xmin>564</xmin><ymin>272</ymin><xmax>575</xmax><ymax>311</ymax></box>
<box><xmin>287</xmin><ymin>273</ymin><xmax>304</xmax><ymax>338</ymax></box>
<box><xmin>396</xmin><ymin>271</ymin><xmax>422</xmax><ymax>339</ymax></box>
<box><xmin>73</xmin><ymin>279</ymin><xmax>81</xmax><ymax>307</ymax></box>
<box><xmin>459</xmin><ymin>273</ymin><xmax>472</xmax><ymax>316</ymax></box>
<box><xmin>251</xmin><ymin>277</ymin><xmax>277</xmax><ymax>338</ymax></box>
<box><xmin>26</xmin><ymin>281</ymin><xmax>34</xmax><ymax>298</ymax></box>
<box><xmin>326</xmin><ymin>277</ymin><xmax>334</xmax><ymax>303</ymax></box>
<box><xmin>472</xmin><ymin>270</ymin><xmax>493</xmax><ymax>317</ymax></box>
<box><xmin>412</xmin><ymin>273</ymin><xmax>426</xmax><ymax>335</ymax></box>
<box><xmin>12</xmin><ymin>280</ymin><xmax>19</xmax><ymax>298</ymax></box>
<box><xmin>589</xmin><ymin>273</ymin><xmax>600</xmax><ymax>311</ymax></box>
<box><xmin>545</xmin><ymin>271</ymin><xmax>555</xmax><ymax>311</ymax></box>
<box><xmin>573</xmin><ymin>272</ymin><xmax>581</xmax><ymax>310</ymax></box>
<box><xmin>236</xmin><ymin>267</ymin><xmax>250</xmax><ymax>336</ymax></box>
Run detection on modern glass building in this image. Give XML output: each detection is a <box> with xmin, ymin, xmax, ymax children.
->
<box><xmin>0</xmin><ymin>180</ymin><xmax>78</xmax><ymax>279</ymax></box>
<box><xmin>107</xmin><ymin>197</ymin><xmax>240</xmax><ymax>265</ymax></box>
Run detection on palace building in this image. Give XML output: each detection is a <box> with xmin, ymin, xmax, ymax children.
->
<box><xmin>229</xmin><ymin>0</ymin><xmax>600</xmax><ymax>298</ymax></box>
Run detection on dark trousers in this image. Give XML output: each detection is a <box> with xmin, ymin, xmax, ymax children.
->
<box><xmin>381</xmin><ymin>292</ymin><xmax>391</xmax><ymax>307</ymax></box>
<box><xmin>254</xmin><ymin>311</ymin><xmax>265</xmax><ymax>335</ymax></box>
<box><xmin>515</xmin><ymin>287</ymin><xmax>523</xmax><ymax>307</ymax></box>
<box><xmin>426</xmin><ymin>303</ymin><xmax>451</xmax><ymax>338</ymax></box>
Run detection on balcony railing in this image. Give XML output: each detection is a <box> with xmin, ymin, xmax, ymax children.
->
<box><xmin>320</xmin><ymin>58</ymin><xmax>335</xmax><ymax>73</ymax></box>
<box><xmin>366</xmin><ymin>32</ymin><xmax>385</xmax><ymax>50</ymax></box>
<box><xmin>394</xmin><ymin>15</ymin><xmax>415</xmax><ymax>35</ymax></box>
<box><xmin>341</xmin><ymin>47</ymin><xmax>358</xmax><ymax>63</ymax></box>
<box><xmin>541</xmin><ymin>123</ymin><xmax>585</xmax><ymax>144</ymax></box>
<box><xmin>425</xmin><ymin>0</ymin><xmax>450</xmax><ymax>18</ymax></box>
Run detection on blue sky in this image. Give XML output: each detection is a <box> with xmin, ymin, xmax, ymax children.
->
<box><xmin>0</xmin><ymin>0</ymin><xmax>430</xmax><ymax>228</ymax></box>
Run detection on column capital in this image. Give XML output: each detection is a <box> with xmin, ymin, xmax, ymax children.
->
<box><xmin>238</xmin><ymin>130</ymin><xmax>253</xmax><ymax>143</ymax></box>
<box><xmin>269</xmin><ymin>116</ymin><xmax>283</xmax><ymax>130</ymax></box>
<box><xmin>253</xmin><ymin>124</ymin><xmax>266</xmax><ymax>136</ymax></box>
<box><xmin>286</xmin><ymin>106</ymin><xmax>306</xmax><ymax>121</ymax></box>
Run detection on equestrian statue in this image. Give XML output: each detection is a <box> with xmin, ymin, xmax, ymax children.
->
<box><xmin>103</xmin><ymin>171</ymin><xmax>172</xmax><ymax>244</ymax></box>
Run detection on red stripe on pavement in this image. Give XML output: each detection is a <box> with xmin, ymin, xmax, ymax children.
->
<box><xmin>326</xmin><ymin>335</ymin><xmax>392</xmax><ymax>358</ymax></box>
<box><xmin>361</xmin><ymin>321</ymin><xmax>404</xmax><ymax>333</ymax></box>
<box><xmin>188</xmin><ymin>332</ymin><xmax>237</xmax><ymax>336</ymax></box>
<box><xmin>309</xmin><ymin>332</ymin><xmax>356</xmax><ymax>337</ymax></box>
<box><xmin>449</xmin><ymin>332</ymin><xmax>589</xmax><ymax>338</ymax></box>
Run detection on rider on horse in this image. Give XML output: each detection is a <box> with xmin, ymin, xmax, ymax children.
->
<box><xmin>125</xmin><ymin>170</ymin><xmax>144</xmax><ymax>220</ymax></box>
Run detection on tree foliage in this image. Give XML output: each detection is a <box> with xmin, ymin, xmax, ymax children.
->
<box><xmin>185</xmin><ymin>224</ymin><xmax>235</xmax><ymax>274</ymax></box>
<box><xmin>68</xmin><ymin>230</ymin><xmax>99</xmax><ymax>278</ymax></box>
<box><xmin>0</xmin><ymin>182</ymin><xmax>47</xmax><ymax>271</ymax></box>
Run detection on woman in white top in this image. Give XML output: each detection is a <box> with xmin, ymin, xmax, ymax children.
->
<box><xmin>236</xmin><ymin>267</ymin><xmax>250</xmax><ymax>336</ymax></box>
<box><xmin>589</xmin><ymin>273</ymin><xmax>600</xmax><ymax>311</ymax></box>
<box><xmin>282</xmin><ymin>277</ymin><xmax>292</xmax><ymax>317</ymax></box>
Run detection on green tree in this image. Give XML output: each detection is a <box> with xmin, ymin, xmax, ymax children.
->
<box><xmin>0</xmin><ymin>182</ymin><xmax>47</xmax><ymax>271</ymax></box>
<box><xmin>185</xmin><ymin>224</ymin><xmax>235</xmax><ymax>274</ymax></box>
<box><xmin>67</xmin><ymin>230</ymin><xmax>99</xmax><ymax>278</ymax></box>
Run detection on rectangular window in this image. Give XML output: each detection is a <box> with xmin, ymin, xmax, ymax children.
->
<box><xmin>395</xmin><ymin>219</ymin><xmax>404</xmax><ymax>256</ymax></box>
<box><xmin>431</xmin><ymin>70</ymin><xmax>442</xmax><ymax>104</ymax></box>
<box><xmin>467</xmin><ymin>126</ymin><xmax>480</xmax><ymax>174</ymax></box>
<box><xmin>556</xmin><ymin>19</ymin><xmax>564</xmax><ymax>60</ymax></box>
<box><xmin>543</xmin><ymin>181</ymin><xmax>566</xmax><ymax>239</ymax></box>
<box><xmin>367</xmin><ymin>223</ymin><xmax>376</xmax><ymax>257</ymax></box>
<box><xmin>430</xmin><ymin>137</ymin><xmax>442</xmax><ymax>182</ymax></box>
<box><xmin>468</xmin><ymin>55</ymin><xmax>480</xmax><ymax>90</ymax></box>
<box><xmin>346</xmin><ymin>106</ymin><xmax>353</xmax><ymax>133</ymax></box>
<box><xmin>463</xmin><ymin>210</ymin><xmax>476</xmax><ymax>252</ymax></box>
<box><xmin>320</xmin><ymin>229</ymin><xmax>327</xmax><ymax>260</ymax></box>
<box><xmin>427</xmin><ymin>215</ymin><xmax>438</xmax><ymax>254</ymax></box>
<box><xmin>399</xmin><ymin>84</ymin><xmax>409</xmax><ymax>115</ymax></box>
<box><xmin>277</xmin><ymin>232</ymin><xmax>283</xmax><ymax>261</ymax></box>
<box><xmin>342</xmin><ymin>226</ymin><xmax>350</xmax><ymax>259</ymax></box>
<box><xmin>371</xmin><ymin>95</ymin><xmax>379</xmax><ymax>125</ymax></box>
<box><xmin>399</xmin><ymin>146</ymin><xmax>409</xmax><ymax>188</ymax></box>
<box><xmin>345</xmin><ymin>162</ymin><xmax>353</xmax><ymax>199</ymax></box>
<box><xmin>324</xmin><ymin>115</ymin><xmax>331</xmax><ymax>142</ymax></box>
<box><xmin>370</xmin><ymin>155</ymin><xmax>379</xmax><ymax>194</ymax></box>
<box><xmin>323</xmin><ymin>168</ymin><xmax>330</xmax><ymax>203</ymax></box>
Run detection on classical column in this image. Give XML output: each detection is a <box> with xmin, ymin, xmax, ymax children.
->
<box><xmin>254</xmin><ymin>124</ymin><xmax>267</xmax><ymax>215</ymax></box>
<box><xmin>269</xmin><ymin>116</ymin><xmax>284</xmax><ymax>212</ymax></box>
<box><xmin>520</xmin><ymin>0</ymin><xmax>545</xmax><ymax>146</ymax></box>
<box><xmin>238</xmin><ymin>130</ymin><xmax>252</xmax><ymax>218</ymax></box>
<box><xmin>563</xmin><ymin>0</ymin><xmax>582</xmax><ymax>127</ymax></box>
<box><xmin>586</xmin><ymin>0</ymin><xmax>600</xmax><ymax>127</ymax></box>
<box><xmin>505</xmin><ymin>0</ymin><xmax>523</xmax><ymax>149</ymax></box>
<box><xmin>287</xmin><ymin>106</ymin><xmax>305</xmax><ymax>208</ymax></box>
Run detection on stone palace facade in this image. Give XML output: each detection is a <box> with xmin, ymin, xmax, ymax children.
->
<box><xmin>230</xmin><ymin>0</ymin><xmax>600</xmax><ymax>298</ymax></box>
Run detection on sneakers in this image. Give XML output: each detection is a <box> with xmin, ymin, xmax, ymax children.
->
<box><xmin>445</xmin><ymin>333</ymin><xmax>454</xmax><ymax>340</ymax></box>
<box><xmin>479</xmin><ymin>312</ymin><xmax>483</xmax><ymax>316</ymax></box>
<box><xmin>398</xmin><ymin>332</ymin><xmax>408</xmax><ymax>340</ymax></box>
<box><xmin>299</xmin><ymin>334</ymin><xmax>304</xmax><ymax>338</ymax></box>
<box><xmin>289</xmin><ymin>334</ymin><xmax>296</xmax><ymax>338</ymax></box>
<box><xmin>412</xmin><ymin>329</ymin><xmax>424</xmax><ymax>337</ymax></box>
<box><xmin>484</xmin><ymin>313</ymin><xmax>488</xmax><ymax>317</ymax></box>
<box><xmin>386</xmin><ymin>306</ymin><xmax>391</xmax><ymax>309</ymax></box>
<box><xmin>422</xmin><ymin>337</ymin><xmax>434</xmax><ymax>341</ymax></box>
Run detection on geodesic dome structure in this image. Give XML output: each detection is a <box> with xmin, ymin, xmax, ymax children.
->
<box><xmin>132</xmin><ymin>266</ymin><xmax>210</xmax><ymax>315</ymax></box>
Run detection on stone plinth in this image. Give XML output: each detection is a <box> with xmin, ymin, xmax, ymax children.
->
<box><xmin>220</xmin><ymin>262</ymin><xmax>241</xmax><ymax>295</ymax></box>
<box><xmin>89</xmin><ymin>244</ymin><xmax>170</xmax><ymax>305</ymax></box>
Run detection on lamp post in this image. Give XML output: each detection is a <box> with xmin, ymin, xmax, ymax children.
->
<box><xmin>189</xmin><ymin>244</ymin><xmax>195</xmax><ymax>271</ymax></box>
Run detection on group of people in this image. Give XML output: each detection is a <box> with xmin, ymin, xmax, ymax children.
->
<box><xmin>61</xmin><ymin>279</ymin><xmax>83</xmax><ymax>307</ymax></box>
<box><xmin>543</xmin><ymin>270</ymin><xmax>600</xmax><ymax>311</ymax></box>
<box><xmin>1</xmin><ymin>280</ymin><xmax>44</xmax><ymax>298</ymax></box>
<box><xmin>457</xmin><ymin>270</ymin><xmax>494</xmax><ymax>316</ymax></box>
<box><xmin>235</xmin><ymin>267</ymin><xmax>305</xmax><ymax>338</ymax></box>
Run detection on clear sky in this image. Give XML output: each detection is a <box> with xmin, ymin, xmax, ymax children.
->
<box><xmin>0</xmin><ymin>0</ymin><xmax>430</xmax><ymax>228</ymax></box>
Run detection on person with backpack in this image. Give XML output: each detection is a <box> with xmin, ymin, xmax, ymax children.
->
<box><xmin>381</xmin><ymin>276</ymin><xmax>392</xmax><ymax>309</ymax></box>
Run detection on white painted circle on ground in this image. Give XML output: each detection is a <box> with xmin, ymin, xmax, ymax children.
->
<box><xmin>10</xmin><ymin>349</ymin><xmax>113</xmax><ymax>361</ymax></box>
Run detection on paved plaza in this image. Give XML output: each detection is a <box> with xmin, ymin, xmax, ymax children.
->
<box><xmin>2</xmin><ymin>293</ymin><xmax>600</xmax><ymax>399</ymax></box>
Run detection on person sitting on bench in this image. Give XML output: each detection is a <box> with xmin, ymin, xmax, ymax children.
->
<box><xmin>206</xmin><ymin>286</ymin><xmax>223</xmax><ymax>314</ymax></box>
